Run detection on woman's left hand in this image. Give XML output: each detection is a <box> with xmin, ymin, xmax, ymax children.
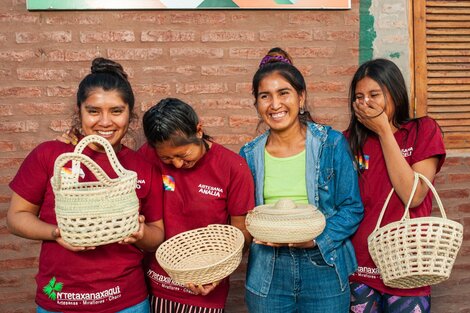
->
<box><xmin>119</xmin><ymin>215</ymin><xmax>145</xmax><ymax>245</ymax></box>
<box><xmin>186</xmin><ymin>280</ymin><xmax>221</xmax><ymax>296</ymax></box>
<box><xmin>353</xmin><ymin>98</ymin><xmax>390</xmax><ymax>135</ymax></box>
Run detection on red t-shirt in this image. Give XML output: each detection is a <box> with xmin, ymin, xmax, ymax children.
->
<box><xmin>139</xmin><ymin>142</ymin><xmax>254</xmax><ymax>309</ymax></box>
<box><xmin>9</xmin><ymin>141</ymin><xmax>163</xmax><ymax>313</ymax></box>
<box><xmin>346</xmin><ymin>117</ymin><xmax>446</xmax><ymax>296</ymax></box>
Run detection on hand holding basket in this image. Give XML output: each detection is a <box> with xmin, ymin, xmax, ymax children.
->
<box><xmin>368</xmin><ymin>172</ymin><xmax>463</xmax><ymax>289</ymax></box>
<box><xmin>51</xmin><ymin>135</ymin><xmax>140</xmax><ymax>247</ymax></box>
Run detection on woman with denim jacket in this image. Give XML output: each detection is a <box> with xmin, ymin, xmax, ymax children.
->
<box><xmin>239</xmin><ymin>48</ymin><xmax>364</xmax><ymax>313</ymax></box>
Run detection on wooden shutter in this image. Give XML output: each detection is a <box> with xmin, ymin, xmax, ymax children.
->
<box><xmin>413</xmin><ymin>0</ymin><xmax>470</xmax><ymax>149</ymax></box>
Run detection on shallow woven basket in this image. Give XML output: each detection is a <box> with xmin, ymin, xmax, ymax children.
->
<box><xmin>51</xmin><ymin>135</ymin><xmax>139</xmax><ymax>247</ymax></box>
<box><xmin>245</xmin><ymin>199</ymin><xmax>326</xmax><ymax>243</ymax></box>
<box><xmin>368</xmin><ymin>172</ymin><xmax>463</xmax><ymax>289</ymax></box>
<box><xmin>156</xmin><ymin>224</ymin><xmax>244</xmax><ymax>286</ymax></box>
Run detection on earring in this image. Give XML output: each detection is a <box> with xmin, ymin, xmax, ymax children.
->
<box><xmin>299</xmin><ymin>106</ymin><xmax>305</xmax><ymax>115</ymax></box>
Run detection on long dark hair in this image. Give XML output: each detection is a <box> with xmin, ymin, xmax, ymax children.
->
<box><xmin>253</xmin><ymin>48</ymin><xmax>314</xmax><ymax>127</ymax></box>
<box><xmin>143</xmin><ymin>98</ymin><xmax>212</xmax><ymax>148</ymax></box>
<box><xmin>73</xmin><ymin>57</ymin><xmax>135</xmax><ymax>132</ymax></box>
<box><xmin>347</xmin><ymin>58</ymin><xmax>411</xmax><ymax>158</ymax></box>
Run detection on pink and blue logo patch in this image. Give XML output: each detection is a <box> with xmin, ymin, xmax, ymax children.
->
<box><xmin>356</xmin><ymin>154</ymin><xmax>369</xmax><ymax>170</ymax></box>
<box><xmin>162</xmin><ymin>175</ymin><xmax>175</xmax><ymax>191</ymax></box>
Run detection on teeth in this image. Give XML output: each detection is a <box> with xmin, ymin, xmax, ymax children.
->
<box><xmin>271</xmin><ymin>112</ymin><xmax>286</xmax><ymax>119</ymax></box>
<box><xmin>97</xmin><ymin>131</ymin><xmax>113</xmax><ymax>135</ymax></box>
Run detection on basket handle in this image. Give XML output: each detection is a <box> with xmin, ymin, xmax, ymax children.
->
<box><xmin>51</xmin><ymin>152</ymin><xmax>117</xmax><ymax>191</ymax></box>
<box><xmin>72</xmin><ymin>135</ymin><xmax>128</xmax><ymax>179</ymax></box>
<box><xmin>373</xmin><ymin>172</ymin><xmax>446</xmax><ymax>231</ymax></box>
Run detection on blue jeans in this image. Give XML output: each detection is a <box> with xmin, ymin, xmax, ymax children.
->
<box><xmin>37</xmin><ymin>298</ymin><xmax>150</xmax><ymax>313</ymax></box>
<box><xmin>246</xmin><ymin>245</ymin><xmax>349</xmax><ymax>313</ymax></box>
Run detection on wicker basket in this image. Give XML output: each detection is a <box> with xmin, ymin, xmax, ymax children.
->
<box><xmin>368</xmin><ymin>172</ymin><xmax>463</xmax><ymax>289</ymax></box>
<box><xmin>51</xmin><ymin>135</ymin><xmax>139</xmax><ymax>247</ymax></box>
<box><xmin>245</xmin><ymin>199</ymin><xmax>326</xmax><ymax>243</ymax></box>
<box><xmin>155</xmin><ymin>224</ymin><xmax>244</xmax><ymax>286</ymax></box>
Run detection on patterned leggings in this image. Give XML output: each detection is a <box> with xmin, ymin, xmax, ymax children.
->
<box><xmin>350</xmin><ymin>283</ymin><xmax>430</xmax><ymax>313</ymax></box>
<box><xmin>149</xmin><ymin>295</ymin><xmax>224</xmax><ymax>313</ymax></box>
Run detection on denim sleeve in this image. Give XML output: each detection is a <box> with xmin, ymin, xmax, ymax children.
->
<box><xmin>318</xmin><ymin>134</ymin><xmax>364</xmax><ymax>253</ymax></box>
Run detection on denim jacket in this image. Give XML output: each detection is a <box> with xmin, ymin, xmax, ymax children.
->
<box><xmin>240</xmin><ymin>122</ymin><xmax>364</xmax><ymax>293</ymax></box>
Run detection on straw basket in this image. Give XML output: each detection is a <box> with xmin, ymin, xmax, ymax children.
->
<box><xmin>245</xmin><ymin>199</ymin><xmax>326</xmax><ymax>243</ymax></box>
<box><xmin>156</xmin><ymin>224</ymin><xmax>244</xmax><ymax>286</ymax></box>
<box><xmin>51</xmin><ymin>135</ymin><xmax>139</xmax><ymax>247</ymax></box>
<box><xmin>368</xmin><ymin>172</ymin><xmax>463</xmax><ymax>289</ymax></box>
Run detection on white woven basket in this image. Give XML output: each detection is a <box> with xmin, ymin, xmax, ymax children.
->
<box><xmin>51</xmin><ymin>135</ymin><xmax>139</xmax><ymax>247</ymax></box>
<box><xmin>245</xmin><ymin>199</ymin><xmax>326</xmax><ymax>243</ymax></box>
<box><xmin>368</xmin><ymin>172</ymin><xmax>463</xmax><ymax>289</ymax></box>
<box><xmin>156</xmin><ymin>224</ymin><xmax>244</xmax><ymax>286</ymax></box>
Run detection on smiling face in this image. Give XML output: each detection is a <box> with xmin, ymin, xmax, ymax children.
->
<box><xmin>80</xmin><ymin>88</ymin><xmax>130</xmax><ymax>151</ymax></box>
<box><xmin>155</xmin><ymin>141</ymin><xmax>205</xmax><ymax>169</ymax></box>
<box><xmin>354</xmin><ymin>76</ymin><xmax>395</xmax><ymax>122</ymax></box>
<box><xmin>255</xmin><ymin>72</ymin><xmax>305</xmax><ymax>133</ymax></box>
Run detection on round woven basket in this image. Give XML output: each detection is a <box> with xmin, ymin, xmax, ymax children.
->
<box><xmin>368</xmin><ymin>172</ymin><xmax>464</xmax><ymax>289</ymax></box>
<box><xmin>156</xmin><ymin>224</ymin><xmax>245</xmax><ymax>286</ymax></box>
<box><xmin>245</xmin><ymin>199</ymin><xmax>326</xmax><ymax>243</ymax></box>
<box><xmin>51</xmin><ymin>135</ymin><xmax>139</xmax><ymax>247</ymax></box>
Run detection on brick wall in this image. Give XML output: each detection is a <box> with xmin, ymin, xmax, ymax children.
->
<box><xmin>0</xmin><ymin>0</ymin><xmax>469</xmax><ymax>312</ymax></box>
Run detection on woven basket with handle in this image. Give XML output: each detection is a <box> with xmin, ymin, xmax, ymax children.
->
<box><xmin>368</xmin><ymin>172</ymin><xmax>463</xmax><ymax>289</ymax></box>
<box><xmin>245</xmin><ymin>199</ymin><xmax>326</xmax><ymax>243</ymax></box>
<box><xmin>51</xmin><ymin>135</ymin><xmax>139</xmax><ymax>247</ymax></box>
<box><xmin>156</xmin><ymin>224</ymin><xmax>244</xmax><ymax>286</ymax></box>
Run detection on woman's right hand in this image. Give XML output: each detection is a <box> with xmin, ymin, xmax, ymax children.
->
<box><xmin>53</xmin><ymin>227</ymin><xmax>96</xmax><ymax>252</ymax></box>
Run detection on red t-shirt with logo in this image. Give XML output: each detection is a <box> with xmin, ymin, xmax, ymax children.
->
<box><xmin>138</xmin><ymin>142</ymin><xmax>254</xmax><ymax>309</ymax></box>
<box><xmin>9</xmin><ymin>141</ymin><xmax>163</xmax><ymax>313</ymax></box>
<box><xmin>346</xmin><ymin>117</ymin><xmax>446</xmax><ymax>296</ymax></box>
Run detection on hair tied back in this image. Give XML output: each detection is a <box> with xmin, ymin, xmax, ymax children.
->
<box><xmin>259</xmin><ymin>55</ymin><xmax>292</xmax><ymax>68</ymax></box>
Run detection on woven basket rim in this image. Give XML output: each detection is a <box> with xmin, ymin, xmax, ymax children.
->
<box><xmin>156</xmin><ymin>224</ymin><xmax>244</xmax><ymax>273</ymax></box>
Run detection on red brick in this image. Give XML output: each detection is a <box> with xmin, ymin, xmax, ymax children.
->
<box><xmin>213</xmin><ymin>134</ymin><xmax>253</xmax><ymax>146</ymax></box>
<box><xmin>64</xmin><ymin>49</ymin><xmax>101</xmax><ymax>62</ymax></box>
<box><xmin>326</xmin><ymin>65</ymin><xmax>358</xmax><ymax>76</ymax></box>
<box><xmin>46</xmin><ymin>86</ymin><xmax>76</xmax><ymax>97</ymax></box>
<box><xmin>288</xmin><ymin>12</ymin><xmax>339</xmax><ymax>25</ymax></box>
<box><xmin>0</xmin><ymin>105</ymin><xmax>12</xmax><ymax>116</ymax></box>
<box><xmin>80</xmin><ymin>30</ymin><xmax>135</xmax><ymax>43</ymax></box>
<box><xmin>0</xmin><ymin>159</ymin><xmax>23</xmax><ymax>170</ymax></box>
<box><xmin>229</xmin><ymin>48</ymin><xmax>266</xmax><ymax>59</ymax></box>
<box><xmin>112</xmin><ymin>12</ymin><xmax>166</xmax><ymax>24</ymax></box>
<box><xmin>235</xmin><ymin>83</ymin><xmax>251</xmax><ymax>93</ymax></box>
<box><xmin>439</xmin><ymin>189</ymin><xmax>470</xmax><ymax>199</ymax></box>
<box><xmin>142</xmin><ymin>66</ymin><xmax>198</xmax><ymax>76</ymax></box>
<box><xmin>18</xmin><ymin>103</ymin><xmax>70</xmax><ymax>115</ymax></box>
<box><xmin>287</xmin><ymin>47</ymin><xmax>336</xmax><ymax>58</ymax></box>
<box><xmin>141</xmin><ymin>30</ymin><xmax>196</xmax><ymax>42</ymax></box>
<box><xmin>0</xmin><ymin>33</ymin><xmax>6</xmax><ymax>42</ymax></box>
<box><xmin>202</xmin><ymin>31</ymin><xmax>255</xmax><ymax>42</ymax></box>
<box><xmin>260</xmin><ymin>30</ymin><xmax>313</xmax><ymax>42</ymax></box>
<box><xmin>18</xmin><ymin>138</ymin><xmax>43</xmax><ymax>151</ymax></box>
<box><xmin>48</xmin><ymin>119</ymin><xmax>72</xmax><ymax>132</ymax></box>
<box><xmin>0</xmin><ymin>68</ymin><xmax>12</xmax><ymax>78</ymax></box>
<box><xmin>308</xmin><ymin>81</ymin><xmax>347</xmax><ymax>93</ymax></box>
<box><xmin>0</xmin><ymin>258</ymin><xmax>37</xmax><ymax>270</ymax></box>
<box><xmin>0</xmin><ymin>175</ymin><xmax>14</xmax><ymax>184</ymax></box>
<box><xmin>195</xmin><ymin>98</ymin><xmax>254</xmax><ymax>110</ymax></box>
<box><xmin>15</xmin><ymin>31</ymin><xmax>72</xmax><ymax>44</ymax></box>
<box><xmin>313</xmin><ymin>30</ymin><xmax>359</xmax><ymax>41</ymax></box>
<box><xmin>230</xmin><ymin>13</ymin><xmax>249</xmax><ymax>22</ymax></box>
<box><xmin>107</xmin><ymin>48</ymin><xmax>163</xmax><ymax>60</ymax></box>
<box><xmin>0</xmin><ymin>121</ymin><xmax>39</xmax><ymax>133</ymax></box>
<box><xmin>0</xmin><ymin>141</ymin><xmax>15</xmax><ymax>152</ymax></box>
<box><xmin>0</xmin><ymin>13</ymin><xmax>38</xmax><ymax>23</ymax></box>
<box><xmin>170</xmin><ymin>13</ymin><xmax>226</xmax><ymax>24</ymax></box>
<box><xmin>0</xmin><ymin>50</ymin><xmax>37</xmax><ymax>62</ymax></box>
<box><xmin>44</xmin><ymin>15</ymin><xmax>103</xmax><ymax>25</ymax></box>
<box><xmin>229</xmin><ymin>115</ymin><xmax>259</xmax><ymax>128</ymax></box>
<box><xmin>201</xmin><ymin>65</ymin><xmax>249</xmax><ymax>76</ymax></box>
<box><xmin>311</xmin><ymin>97</ymin><xmax>349</xmax><ymax>109</ymax></box>
<box><xmin>0</xmin><ymin>87</ymin><xmax>41</xmax><ymax>97</ymax></box>
<box><xmin>449</xmin><ymin>173</ymin><xmax>470</xmax><ymax>184</ymax></box>
<box><xmin>458</xmin><ymin>203</ymin><xmax>470</xmax><ymax>214</ymax></box>
<box><xmin>17</xmin><ymin>69</ymin><xmax>69</xmax><ymax>81</ymax></box>
<box><xmin>134</xmin><ymin>84</ymin><xmax>171</xmax><ymax>96</ymax></box>
<box><xmin>201</xmin><ymin>116</ymin><xmax>225</xmax><ymax>127</ymax></box>
<box><xmin>176</xmin><ymin>83</ymin><xmax>228</xmax><ymax>95</ymax></box>
<box><xmin>170</xmin><ymin>48</ymin><xmax>224</xmax><ymax>58</ymax></box>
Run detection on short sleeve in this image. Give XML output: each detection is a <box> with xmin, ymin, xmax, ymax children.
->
<box><xmin>9</xmin><ymin>144</ymin><xmax>50</xmax><ymax>205</ymax></box>
<box><xmin>409</xmin><ymin>117</ymin><xmax>446</xmax><ymax>172</ymax></box>
<box><xmin>139</xmin><ymin>165</ymin><xmax>164</xmax><ymax>223</ymax></box>
<box><xmin>226</xmin><ymin>156</ymin><xmax>255</xmax><ymax>217</ymax></box>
